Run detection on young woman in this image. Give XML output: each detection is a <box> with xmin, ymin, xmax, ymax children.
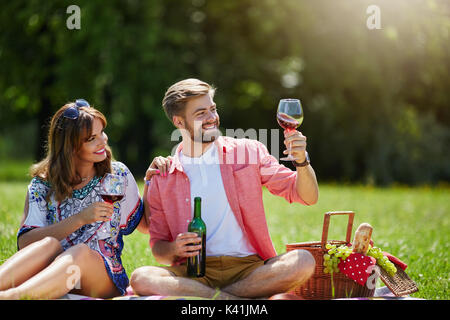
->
<box><xmin>0</xmin><ymin>99</ymin><xmax>169</xmax><ymax>299</ymax></box>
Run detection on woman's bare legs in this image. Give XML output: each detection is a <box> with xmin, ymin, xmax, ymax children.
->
<box><xmin>0</xmin><ymin>242</ymin><xmax>119</xmax><ymax>299</ymax></box>
<box><xmin>0</xmin><ymin>237</ymin><xmax>63</xmax><ymax>291</ymax></box>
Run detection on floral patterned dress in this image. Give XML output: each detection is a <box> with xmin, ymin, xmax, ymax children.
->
<box><xmin>17</xmin><ymin>161</ymin><xmax>143</xmax><ymax>295</ymax></box>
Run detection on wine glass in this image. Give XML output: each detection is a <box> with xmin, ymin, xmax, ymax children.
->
<box><xmin>99</xmin><ymin>173</ymin><xmax>126</xmax><ymax>233</ymax></box>
<box><xmin>277</xmin><ymin>98</ymin><xmax>304</xmax><ymax>161</ymax></box>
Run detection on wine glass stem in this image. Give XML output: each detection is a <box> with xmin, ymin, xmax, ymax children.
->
<box><xmin>285</xmin><ymin>129</ymin><xmax>294</xmax><ymax>158</ymax></box>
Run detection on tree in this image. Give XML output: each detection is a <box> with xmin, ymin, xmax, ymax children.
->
<box><xmin>1</xmin><ymin>0</ymin><xmax>448</xmax><ymax>184</ymax></box>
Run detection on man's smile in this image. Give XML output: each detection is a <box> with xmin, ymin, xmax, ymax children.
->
<box><xmin>202</xmin><ymin>121</ymin><xmax>218</xmax><ymax>130</ymax></box>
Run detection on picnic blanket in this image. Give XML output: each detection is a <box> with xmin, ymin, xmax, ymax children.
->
<box><xmin>59</xmin><ymin>286</ymin><xmax>422</xmax><ymax>300</ymax></box>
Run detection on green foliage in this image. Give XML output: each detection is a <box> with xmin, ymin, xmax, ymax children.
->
<box><xmin>0</xmin><ymin>0</ymin><xmax>449</xmax><ymax>184</ymax></box>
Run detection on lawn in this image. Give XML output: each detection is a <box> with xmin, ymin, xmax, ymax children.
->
<box><xmin>0</xmin><ymin>180</ymin><xmax>448</xmax><ymax>299</ymax></box>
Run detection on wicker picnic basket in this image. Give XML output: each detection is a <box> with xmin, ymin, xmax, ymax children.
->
<box><xmin>286</xmin><ymin>211</ymin><xmax>375</xmax><ymax>300</ymax></box>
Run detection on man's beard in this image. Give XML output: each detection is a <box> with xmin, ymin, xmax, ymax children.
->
<box><xmin>186</xmin><ymin>120</ymin><xmax>221</xmax><ymax>143</ymax></box>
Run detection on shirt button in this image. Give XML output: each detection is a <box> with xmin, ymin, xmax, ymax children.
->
<box><xmin>186</xmin><ymin>198</ymin><xmax>189</xmax><ymax>202</ymax></box>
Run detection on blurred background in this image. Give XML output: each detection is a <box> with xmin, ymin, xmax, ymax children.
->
<box><xmin>0</xmin><ymin>0</ymin><xmax>449</xmax><ymax>185</ymax></box>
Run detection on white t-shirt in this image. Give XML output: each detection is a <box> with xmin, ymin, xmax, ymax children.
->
<box><xmin>179</xmin><ymin>143</ymin><xmax>257</xmax><ymax>257</ymax></box>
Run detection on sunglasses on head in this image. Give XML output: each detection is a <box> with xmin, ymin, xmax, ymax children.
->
<box><xmin>63</xmin><ymin>99</ymin><xmax>90</xmax><ymax>119</ymax></box>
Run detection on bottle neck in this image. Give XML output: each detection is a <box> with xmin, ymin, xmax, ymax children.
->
<box><xmin>193</xmin><ymin>198</ymin><xmax>201</xmax><ymax>218</ymax></box>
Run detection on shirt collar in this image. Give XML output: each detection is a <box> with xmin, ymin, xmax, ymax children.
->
<box><xmin>169</xmin><ymin>136</ymin><xmax>227</xmax><ymax>174</ymax></box>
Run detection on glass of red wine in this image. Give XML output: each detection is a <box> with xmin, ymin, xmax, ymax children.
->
<box><xmin>100</xmin><ymin>173</ymin><xmax>126</xmax><ymax>204</ymax></box>
<box><xmin>277</xmin><ymin>98</ymin><xmax>304</xmax><ymax>161</ymax></box>
<box><xmin>99</xmin><ymin>173</ymin><xmax>126</xmax><ymax>233</ymax></box>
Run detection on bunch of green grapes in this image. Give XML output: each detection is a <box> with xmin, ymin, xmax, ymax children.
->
<box><xmin>367</xmin><ymin>246</ymin><xmax>397</xmax><ymax>276</ymax></box>
<box><xmin>323</xmin><ymin>243</ymin><xmax>352</xmax><ymax>274</ymax></box>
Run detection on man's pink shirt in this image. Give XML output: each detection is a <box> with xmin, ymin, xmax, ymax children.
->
<box><xmin>147</xmin><ymin>136</ymin><xmax>308</xmax><ymax>263</ymax></box>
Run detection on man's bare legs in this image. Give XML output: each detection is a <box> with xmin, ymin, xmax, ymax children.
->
<box><xmin>130</xmin><ymin>249</ymin><xmax>315</xmax><ymax>299</ymax></box>
<box><xmin>222</xmin><ymin>249</ymin><xmax>315</xmax><ymax>298</ymax></box>
<box><xmin>130</xmin><ymin>266</ymin><xmax>241</xmax><ymax>299</ymax></box>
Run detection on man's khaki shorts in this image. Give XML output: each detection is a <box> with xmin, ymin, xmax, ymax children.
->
<box><xmin>163</xmin><ymin>254</ymin><xmax>266</xmax><ymax>289</ymax></box>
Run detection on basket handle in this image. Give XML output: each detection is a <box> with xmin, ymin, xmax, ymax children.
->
<box><xmin>321</xmin><ymin>211</ymin><xmax>355</xmax><ymax>249</ymax></box>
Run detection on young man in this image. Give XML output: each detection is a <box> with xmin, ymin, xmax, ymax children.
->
<box><xmin>131</xmin><ymin>79</ymin><xmax>319</xmax><ymax>299</ymax></box>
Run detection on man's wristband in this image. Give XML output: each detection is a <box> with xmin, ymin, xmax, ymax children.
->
<box><xmin>292</xmin><ymin>151</ymin><xmax>310</xmax><ymax>168</ymax></box>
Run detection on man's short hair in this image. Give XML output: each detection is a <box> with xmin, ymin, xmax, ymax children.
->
<box><xmin>162</xmin><ymin>78</ymin><xmax>216</xmax><ymax>122</ymax></box>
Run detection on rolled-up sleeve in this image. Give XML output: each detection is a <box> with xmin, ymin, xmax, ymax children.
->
<box><xmin>257</xmin><ymin>141</ymin><xmax>307</xmax><ymax>205</ymax></box>
<box><xmin>147</xmin><ymin>177</ymin><xmax>172</xmax><ymax>248</ymax></box>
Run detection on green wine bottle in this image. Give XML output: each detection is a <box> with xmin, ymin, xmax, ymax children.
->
<box><xmin>187</xmin><ymin>197</ymin><xmax>206</xmax><ymax>277</ymax></box>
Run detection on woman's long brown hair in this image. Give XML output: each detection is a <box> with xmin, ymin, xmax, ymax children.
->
<box><xmin>30</xmin><ymin>103</ymin><xmax>112</xmax><ymax>202</ymax></box>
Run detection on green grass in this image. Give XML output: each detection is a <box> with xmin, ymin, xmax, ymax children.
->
<box><xmin>0</xmin><ymin>181</ymin><xmax>448</xmax><ymax>299</ymax></box>
<box><xmin>0</xmin><ymin>159</ymin><xmax>34</xmax><ymax>182</ymax></box>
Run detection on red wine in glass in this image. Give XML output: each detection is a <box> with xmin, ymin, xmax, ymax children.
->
<box><xmin>101</xmin><ymin>194</ymin><xmax>124</xmax><ymax>204</ymax></box>
<box><xmin>99</xmin><ymin>173</ymin><xmax>126</xmax><ymax>233</ymax></box>
<box><xmin>277</xmin><ymin>99</ymin><xmax>304</xmax><ymax>161</ymax></box>
<box><xmin>277</xmin><ymin>112</ymin><xmax>302</xmax><ymax>131</ymax></box>
<box><xmin>99</xmin><ymin>173</ymin><xmax>126</xmax><ymax>203</ymax></box>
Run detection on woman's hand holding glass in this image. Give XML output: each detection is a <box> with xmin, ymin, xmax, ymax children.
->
<box><xmin>79</xmin><ymin>202</ymin><xmax>114</xmax><ymax>225</ymax></box>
